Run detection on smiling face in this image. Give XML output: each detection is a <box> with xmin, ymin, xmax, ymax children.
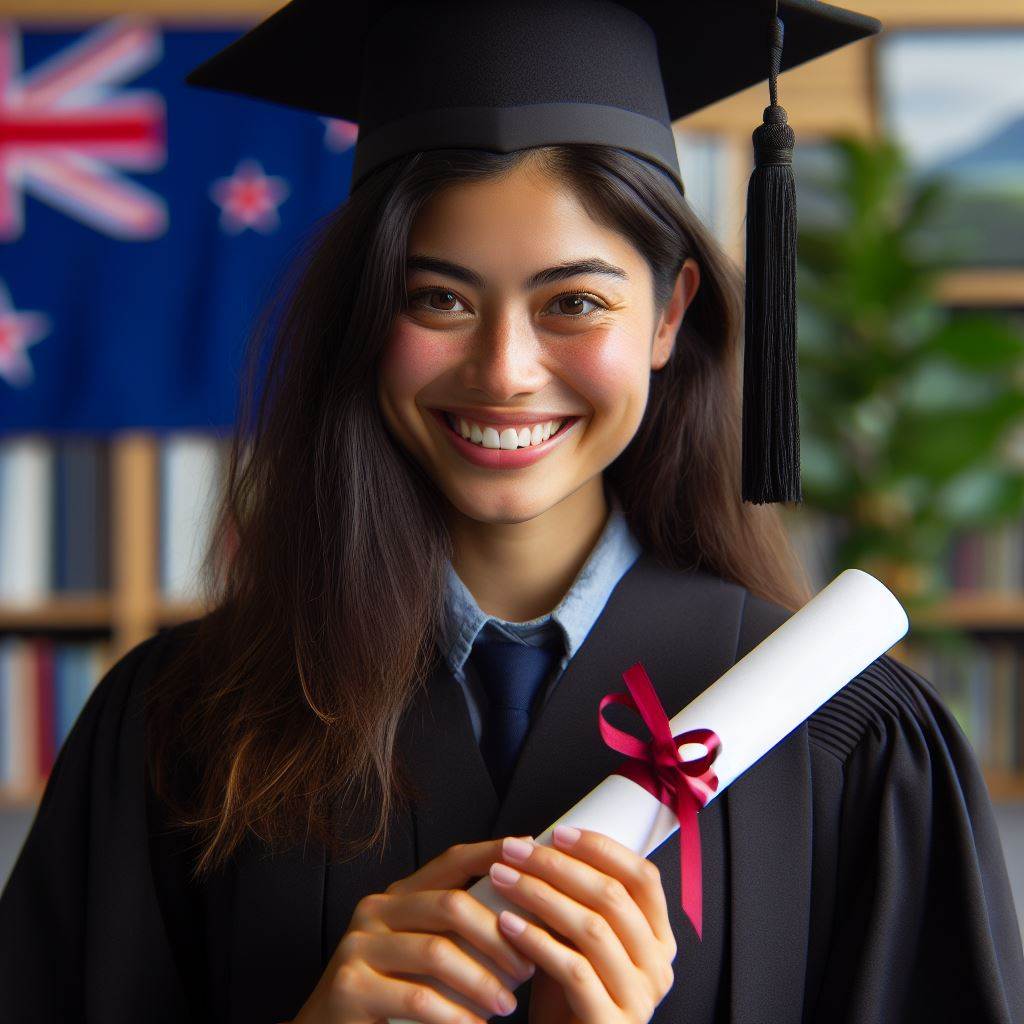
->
<box><xmin>376</xmin><ymin>155</ymin><xmax>698</xmax><ymax>527</ymax></box>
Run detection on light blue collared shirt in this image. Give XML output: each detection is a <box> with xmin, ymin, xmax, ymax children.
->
<box><xmin>440</xmin><ymin>484</ymin><xmax>643</xmax><ymax>744</ymax></box>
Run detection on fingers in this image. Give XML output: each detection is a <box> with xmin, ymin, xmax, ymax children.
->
<box><xmin>551</xmin><ymin>827</ymin><xmax>675</xmax><ymax>951</ymax></box>
<box><xmin>327</xmin><ymin>838</ymin><xmax>541</xmax><ymax>1024</ymax></box>
<box><xmin>494</xmin><ymin>830</ymin><xmax>675</xmax><ymax>988</ymax></box>
<box><xmin>337</xmin><ymin>929</ymin><xmax>520</xmax><ymax>1020</ymax></box>
<box><xmin>489</xmin><ymin>851</ymin><xmax>639</xmax><ymax>1009</ymax></box>
<box><xmin>495</xmin><ymin>908</ymin><xmax>617</xmax><ymax>1022</ymax></box>
<box><xmin>387</xmin><ymin>836</ymin><xmax>533</xmax><ymax>896</ymax></box>
<box><xmin>330</xmin><ymin>956</ymin><xmax>493</xmax><ymax>1024</ymax></box>
<box><xmin>356</xmin><ymin>887</ymin><xmax>536</xmax><ymax>985</ymax></box>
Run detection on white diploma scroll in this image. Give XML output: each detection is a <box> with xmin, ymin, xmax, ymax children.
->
<box><xmin>389</xmin><ymin>568</ymin><xmax>909</xmax><ymax>1023</ymax></box>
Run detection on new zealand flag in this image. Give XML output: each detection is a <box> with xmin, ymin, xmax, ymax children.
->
<box><xmin>0</xmin><ymin>16</ymin><xmax>357</xmax><ymax>433</ymax></box>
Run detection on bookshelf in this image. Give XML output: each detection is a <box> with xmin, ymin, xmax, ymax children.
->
<box><xmin>0</xmin><ymin>432</ymin><xmax>220</xmax><ymax>809</ymax></box>
<box><xmin>0</xmin><ymin>434</ymin><xmax>207</xmax><ymax>658</ymax></box>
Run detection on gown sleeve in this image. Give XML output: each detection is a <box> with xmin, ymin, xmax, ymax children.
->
<box><xmin>0</xmin><ymin>629</ymin><xmax>192</xmax><ymax>1023</ymax></box>
<box><xmin>807</xmin><ymin>653</ymin><xmax>1024</xmax><ymax>1023</ymax></box>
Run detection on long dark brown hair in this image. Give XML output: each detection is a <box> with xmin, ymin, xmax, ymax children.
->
<box><xmin>145</xmin><ymin>143</ymin><xmax>813</xmax><ymax>880</ymax></box>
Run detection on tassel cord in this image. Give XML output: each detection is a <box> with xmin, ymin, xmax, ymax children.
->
<box><xmin>741</xmin><ymin>5</ymin><xmax>802</xmax><ymax>504</ymax></box>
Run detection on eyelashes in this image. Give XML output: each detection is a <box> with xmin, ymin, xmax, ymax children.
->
<box><xmin>406</xmin><ymin>286</ymin><xmax>607</xmax><ymax>320</ymax></box>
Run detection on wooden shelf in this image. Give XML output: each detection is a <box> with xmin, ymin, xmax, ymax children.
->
<box><xmin>0</xmin><ymin>595</ymin><xmax>113</xmax><ymax>630</ymax></box>
<box><xmin>0</xmin><ymin>597</ymin><xmax>208</xmax><ymax>631</ymax></box>
<box><xmin>15</xmin><ymin>0</ymin><xmax>1024</xmax><ymax>26</ymax></box>
<box><xmin>859</xmin><ymin>0</ymin><xmax>1024</xmax><ymax>26</ymax></box>
<box><xmin>912</xmin><ymin>593</ymin><xmax>1024</xmax><ymax>630</ymax></box>
<box><xmin>4</xmin><ymin>591</ymin><xmax>1009</xmax><ymax>654</ymax></box>
<box><xmin>0</xmin><ymin>786</ymin><xmax>45</xmax><ymax>810</ymax></box>
<box><xmin>156</xmin><ymin>600</ymin><xmax>208</xmax><ymax>624</ymax></box>
<box><xmin>938</xmin><ymin>269</ymin><xmax>1024</xmax><ymax>308</ymax></box>
<box><xmin>981</xmin><ymin>771</ymin><xmax>1024</xmax><ymax>804</ymax></box>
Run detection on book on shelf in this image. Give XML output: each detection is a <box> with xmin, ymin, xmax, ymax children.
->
<box><xmin>783</xmin><ymin>508</ymin><xmax>1024</xmax><ymax>786</ymax></box>
<box><xmin>0</xmin><ymin>433</ymin><xmax>230</xmax><ymax>608</ymax></box>
<box><xmin>159</xmin><ymin>434</ymin><xmax>229</xmax><ymax>602</ymax></box>
<box><xmin>947</xmin><ymin>522</ymin><xmax>1024</xmax><ymax>592</ymax></box>
<box><xmin>784</xmin><ymin>507</ymin><xmax>1024</xmax><ymax>597</ymax></box>
<box><xmin>0</xmin><ymin>635</ymin><xmax>109</xmax><ymax>795</ymax></box>
<box><xmin>56</xmin><ymin>437</ymin><xmax>111</xmax><ymax>594</ymax></box>
<box><xmin>901</xmin><ymin>637</ymin><xmax>1023</xmax><ymax>777</ymax></box>
<box><xmin>0</xmin><ymin>436</ymin><xmax>110</xmax><ymax>604</ymax></box>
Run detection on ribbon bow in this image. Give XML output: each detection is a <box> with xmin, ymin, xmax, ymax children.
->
<box><xmin>598</xmin><ymin>661</ymin><xmax>721</xmax><ymax>942</ymax></box>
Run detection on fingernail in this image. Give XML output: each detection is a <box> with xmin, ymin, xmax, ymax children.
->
<box><xmin>502</xmin><ymin>836</ymin><xmax>533</xmax><ymax>862</ymax></box>
<box><xmin>496</xmin><ymin>990</ymin><xmax>517</xmax><ymax>1016</ymax></box>
<box><xmin>553</xmin><ymin>824</ymin><xmax>581</xmax><ymax>847</ymax></box>
<box><xmin>490</xmin><ymin>862</ymin><xmax>520</xmax><ymax>885</ymax></box>
<box><xmin>499</xmin><ymin>910</ymin><xmax>527</xmax><ymax>935</ymax></box>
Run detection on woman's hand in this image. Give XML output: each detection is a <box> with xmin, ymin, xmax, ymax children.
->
<box><xmin>291</xmin><ymin>836</ymin><xmax>537</xmax><ymax>1024</ymax></box>
<box><xmin>488</xmin><ymin>825</ymin><xmax>677</xmax><ymax>1024</ymax></box>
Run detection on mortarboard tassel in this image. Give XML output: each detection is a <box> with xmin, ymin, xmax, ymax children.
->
<box><xmin>742</xmin><ymin>8</ymin><xmax>802</xmax><ymax>505</ymax></box>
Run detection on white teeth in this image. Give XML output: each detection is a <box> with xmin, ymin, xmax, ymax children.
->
<box><xmin>446</xmin><ymin>412</ymin><xmax>567</xmax><ymax>449</ymax></box>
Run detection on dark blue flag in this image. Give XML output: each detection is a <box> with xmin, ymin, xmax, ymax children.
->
<box><xmin>0</xmin><ymin>16</ymin><xmax>356</xmax><ymax>433</ymax></box>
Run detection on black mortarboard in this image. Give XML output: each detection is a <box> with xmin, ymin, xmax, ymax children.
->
<box><xmin>186</xmin><ymin>0</ymin><xmax>882</xmax><ymax>505</ymax></box>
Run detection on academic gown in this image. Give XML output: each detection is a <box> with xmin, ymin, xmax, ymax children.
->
<box><xmin>2</xmin><ymin>549</ymin><xmax>1024</xmax><ymax>1023</ymax></box>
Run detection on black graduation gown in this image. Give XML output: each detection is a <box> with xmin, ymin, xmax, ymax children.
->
<box><xmin>2</xmin><ymin>549</ymin><xmax>1023</xmax><ymax>1023</ymax></box>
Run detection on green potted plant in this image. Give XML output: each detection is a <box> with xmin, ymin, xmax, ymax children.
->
<box><xmin>787</xmin><ymin>135</ymin><xmax>1024</xmax><ymax>625</ymax></box>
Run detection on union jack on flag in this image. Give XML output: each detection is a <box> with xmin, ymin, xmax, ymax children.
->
<box><xmin>0</xmin><ymin>16</ymin><xmax>358</xmax><ymax>432</ymax></box>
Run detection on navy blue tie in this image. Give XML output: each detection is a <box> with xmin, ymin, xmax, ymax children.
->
<box><xmin>468</xmin><ymin>636</ymin><xmax>559</xmax><ymax>801</ymax></box>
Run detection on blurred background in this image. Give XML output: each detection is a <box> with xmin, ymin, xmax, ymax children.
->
<box><xmin>2</xmin><ymin>0</ymin><xmax>1024</xmax><ymax>937</ymax></box>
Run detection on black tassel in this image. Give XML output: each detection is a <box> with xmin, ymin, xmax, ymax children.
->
<box><xmin>742</xmin><ymin>12</ymin><xmax>801</xmax><ymax>505</ymax></box>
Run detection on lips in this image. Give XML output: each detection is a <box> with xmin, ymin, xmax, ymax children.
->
<box><xmin>430</xmin><ymin>407</ymin><xmax>582</xmax><ymax>468</ymax></box>
<box><xmin>436</xmin><ymin>406</ymin><xmax>578</xmax><ymax>428</ymax></box>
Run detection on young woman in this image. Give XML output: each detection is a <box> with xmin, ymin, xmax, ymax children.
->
<box><xmin>3</xmin><ymin>137</ymin><xmax>1023</xmax><ymax>1024</ymax></box>
<box><xmin>3</xmin><ymin>2</ymin><xmax>1024</xmax><ymax>1023</ymax></box>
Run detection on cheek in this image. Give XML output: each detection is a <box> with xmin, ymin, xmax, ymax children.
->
<box><xmin>561</xmin><ymin>329</ymin><xmax>649</xmax><ymax>411</ymax></box>
<box><xmin>378</xmin><ymin>323</ymin><xmax>450</xmax><ymax>397</ymax></box>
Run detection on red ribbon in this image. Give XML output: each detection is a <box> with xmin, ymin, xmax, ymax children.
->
<box><xmin>597</xmin><ymin>661</ymin><xmax>722</xmax><ymax>942</ymax></box>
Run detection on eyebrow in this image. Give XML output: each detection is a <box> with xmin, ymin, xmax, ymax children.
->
<box><xmin>405</xmin><ymin>254</ymin><xmax>629</xmax><ymax>290</ymax></box>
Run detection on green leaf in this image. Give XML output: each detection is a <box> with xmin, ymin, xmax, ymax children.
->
<box><xmin>799</xmin><ymin>433</ymin><xmax>850</xmax><ymax>493</ymax></box>
<box><xmin>935</xmin><ymin>467</ymin><xmax>1024</xmax><ymax>525</ymax></box>
<box><xmin>890</xmin><ymin>393</ymin><xmax>1024</xmax><ymax>480</ymax></box>
<box><xmin>900</xmin><ymin>360</ymin><xmax>1006</xmax><ymax>412</ymax></box>
<box><xmin>919</xmin><ymin>315</ymin><xmax>1024</xmax><ymax>370</ymax></box>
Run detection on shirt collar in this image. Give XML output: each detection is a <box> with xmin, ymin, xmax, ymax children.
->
<box><xmin>440</xmin><ymin>487</ymin><xmax>642</xmax><ymax>679</ymax></box>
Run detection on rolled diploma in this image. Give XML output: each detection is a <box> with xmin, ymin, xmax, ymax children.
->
<box><xmin>389</xmin><ymin>567</ymin><xmax>909</xmax><ymax>1023</ymax></box>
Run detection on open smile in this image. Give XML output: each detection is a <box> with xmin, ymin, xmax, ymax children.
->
<box><xmin>429</xmin><ymin>408</ymin><xmax>583</xmax><ymax>469</ymax></box>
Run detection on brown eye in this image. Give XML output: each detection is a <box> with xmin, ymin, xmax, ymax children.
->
<box><xmin>408</xmin><ymin>288</ymin><xmax>466</xmax><ymax>314</ymax></box>
<box><xmin>547</xmin><ymin>293</ymin><xmax>601</xmax><ymax>318</ymax></box>
<box><xmin>429</xmin><ymin>290</ymin><xmax>460</xmax><ymax>312</ymax></box>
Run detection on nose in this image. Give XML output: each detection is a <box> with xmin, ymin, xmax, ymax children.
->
<box><xmin>459</xmin><ymin>313</ymin><xmax>549</xmax><ymax>400</ymax></box>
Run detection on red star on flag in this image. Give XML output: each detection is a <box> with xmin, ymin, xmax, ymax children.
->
<box><xmin>0</xmin><ymin>281</ymin><xmax>51</xmax><ymax>388</ymax></box>
<box><xmin>209</xmin><ymin>158</ymin><xmax>290</xmax><ymax>234</ymax></box>
<box><xmin>321</xmin><ymin>117</ymin><xmax>358</xmax><ymax>153</ymax></box>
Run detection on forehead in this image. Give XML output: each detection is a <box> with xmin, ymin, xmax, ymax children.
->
<box><xmin>406</xmin><ymin>163</ymin><xmax>643</xmax><ymax>279</ymax></box>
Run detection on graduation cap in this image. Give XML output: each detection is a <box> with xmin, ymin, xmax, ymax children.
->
<box><xmin>186</xmin><ymin>0</ymin><xmax>883</xmax><ymax>505</ymax></box>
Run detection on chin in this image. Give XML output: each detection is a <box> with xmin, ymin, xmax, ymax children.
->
<box><xmin>440</xmin><ymin>480</ymin><xmax>562</xmax><ymax>525</ymax></box>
